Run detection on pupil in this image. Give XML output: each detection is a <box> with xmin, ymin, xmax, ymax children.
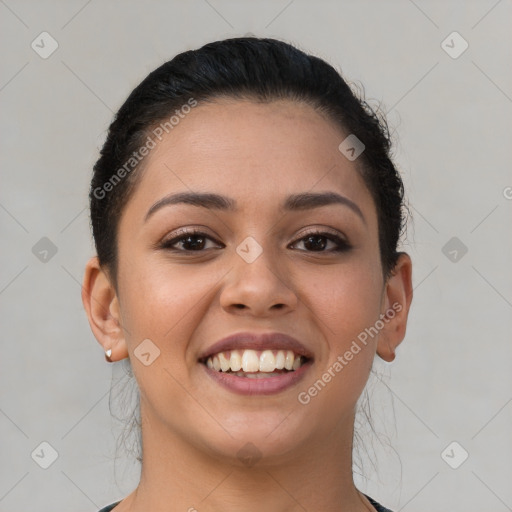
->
<box><xmin>185</xmin><ymin>235</ymin><xmax>204</xmax><ymax>250</ymax></box>
<box><xmin>305</xmin><ymin>235</ymin><xmax>326</xmax><ymax>251</ymax></box>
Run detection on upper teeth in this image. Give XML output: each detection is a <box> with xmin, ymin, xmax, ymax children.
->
<box><xmin>205</xmin><ymin>349</ymin><xmax>303</xmax><ymax>372</ymax></box>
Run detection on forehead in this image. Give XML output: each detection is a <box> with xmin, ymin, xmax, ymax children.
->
<box><xmin>124</xmin><ymin>98</ymin><xmax>376</xmax><ymax>221</ymax></box>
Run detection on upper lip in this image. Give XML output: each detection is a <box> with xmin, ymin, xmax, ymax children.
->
<box><xmin>198</xmin><ymin>331</ymin><xmax>314</xmax><ymax>361</ymax></box>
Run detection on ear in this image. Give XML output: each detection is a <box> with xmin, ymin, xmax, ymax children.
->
<box><xmin>376</xmin><ymin>252</ymin><xmax>413</xmax><ymax>362</ymax></box>
<box><xmin>81</xmin><ymin>256</ymin><xmax>128</xmax><ymax>362</ymax></box>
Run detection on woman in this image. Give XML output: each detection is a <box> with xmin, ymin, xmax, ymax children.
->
<box><xmin>82</xmin><ymin>36</ymin><xmax>413</xmax><ymax>512</ymax></box>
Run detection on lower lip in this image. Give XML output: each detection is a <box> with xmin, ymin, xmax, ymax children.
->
<box><xmin>201</xmin><ymin>361</ymin><xmax>313</xmax><ymax>395</ymax></box>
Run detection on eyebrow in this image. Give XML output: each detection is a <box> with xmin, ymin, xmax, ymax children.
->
<box><xmin>145</xmin><ymin>191</ymin><xmax>365</xmax><ymax>223</ymax></box>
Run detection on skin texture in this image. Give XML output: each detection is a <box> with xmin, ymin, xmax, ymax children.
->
<box><xmin>82</xmin><ymin>98</ymin><xmax>413</xmax><ymax>512</ymax></box>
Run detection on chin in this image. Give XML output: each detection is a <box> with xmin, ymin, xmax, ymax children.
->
<box><xmin>190</xmin><ymin>408</ymin><xmax>316</xmax><ymax>467</ymax></box>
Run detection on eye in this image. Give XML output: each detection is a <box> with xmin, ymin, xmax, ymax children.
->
<box><xmin>159</xmin><ymin>229</ymin><xmax>223</xmax><ymax>252</ymax></box>
<box><xmin>159</xmin><ymin>228</ymin><xmax>350</xmax><ymax>254</ymax></box>
<box><xmin>290</xmin><ymin>230</ymin><xmax>350</xmax><ymax>253</ymax></box>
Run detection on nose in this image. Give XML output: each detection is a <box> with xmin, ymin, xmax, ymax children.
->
<box><xmin>219</xmin><ymin>242</ymin><xmax>298</xmax><ymax>317</ymax></box>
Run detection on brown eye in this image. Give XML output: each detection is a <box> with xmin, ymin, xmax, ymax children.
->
<box><xmin>160</xmin><ymin>230</ymin><xmax>223</xmax><ymax>252</ymax></box>
<box><xmin>291</xmin><ymin>231</ymin><xmax>350</xmax><ymax>253</ymax></box>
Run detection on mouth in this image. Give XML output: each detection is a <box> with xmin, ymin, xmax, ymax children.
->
<box><xmin>198</xmin><ymin>332</ymin><xmax>314</xmax><ymax>395</ymax></box>
<box><xmin>200</xmin><ymin>349</ymin><xmax>310</xmax><ymax>378</ymax></box>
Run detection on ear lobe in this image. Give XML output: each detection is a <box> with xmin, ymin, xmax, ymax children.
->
<box><xmin>81</xmin><ymin>257</ymin><xmax>128</xmax><ymax>362</ymax></box>
<box><xmin>376</xmin><ymin>252</ymin><xmax>413</xmax><ymax>362</ymax></box>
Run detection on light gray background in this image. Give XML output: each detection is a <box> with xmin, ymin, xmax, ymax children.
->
<box><xmin>1</xmin><ymin>1</ymin><xmax>511</xmax><ymax>511</ymax></box>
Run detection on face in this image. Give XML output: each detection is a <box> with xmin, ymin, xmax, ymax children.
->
<box><xmin>91</xmin><ymin>98</ymin><xmax>410</xmax><ymax>466</ymax></box>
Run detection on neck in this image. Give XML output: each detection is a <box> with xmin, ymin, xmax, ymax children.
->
<box><xmin>119</xmin><ymin>405</ymin><xmax>374</xmax><ymax>512</ymax></box>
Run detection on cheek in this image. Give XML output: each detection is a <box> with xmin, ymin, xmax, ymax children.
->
<box><xmin>303</xmin><ymin>258</ymin><xmax>383</xmax><ymax>343</ymax></box>
<box><xmin>296</xmin><ymin>306</ymin><xmax>379</xmax><ymax>419</ymax></box>
<box><xmin>117</xmin><ymin>256</ymin><xmax>221</xmax><ymax>356</ymax></box>
<box><xmin>116</xmin><ymin>260</ymin><xmax>210</xmax><ymax>406</ymax></box>
<box><xmin>297</xmin><ymin>255</ymin><xmax>383</xmax><ymax>402</ymax></box>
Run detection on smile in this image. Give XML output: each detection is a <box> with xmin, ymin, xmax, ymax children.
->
<box><xmin>203</xmin><ymin>349</ymin><xmax>308</xmax><ymax>377</ymax></box>
<box><xmin>198</xmin><ymin>331</ymin><xmax>314</xmax><ymax>395</ymax></box>
<box><xmin>200</xmin><ymin>349</ymin><xmax>313</xmax><ymax>395</ymax></box>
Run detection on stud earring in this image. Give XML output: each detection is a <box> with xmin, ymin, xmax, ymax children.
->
<box><xmin>105</xmin><ymin>348</ymin><xmax>113</xmax><ymax>362</ymax></box>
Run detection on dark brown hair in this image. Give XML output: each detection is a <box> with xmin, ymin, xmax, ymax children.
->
<box><xmin>90</xmin><ymin>37</ymin><xmax>406</xmax><ymax>284</ymax></box>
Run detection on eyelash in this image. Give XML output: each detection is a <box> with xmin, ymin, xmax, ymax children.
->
<box><xmin>159</xmin><ymin>228</ymin><xmax>351</xmax><ymax>254</ymax></box>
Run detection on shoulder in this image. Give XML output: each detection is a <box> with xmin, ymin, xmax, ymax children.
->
<box><xmin>365</xmin><ymin>494</ymin><xmax>394</xmax><ymax>512</ymax></box>
<box><xmin>97</xmin><ymin>502</ymin><xmax>121</xmax><ymax>512</ymax></box>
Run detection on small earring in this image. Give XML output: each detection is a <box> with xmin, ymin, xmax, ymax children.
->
<box><xmin>105</xmin><ymin>348</ymin><xmax>113</xmax><ymax>362</ymax></box>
